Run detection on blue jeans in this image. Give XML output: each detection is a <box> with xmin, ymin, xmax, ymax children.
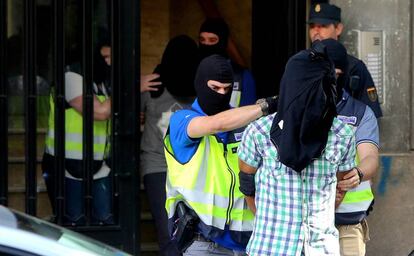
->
<box><xmin>65</xmin><ymin>176</ymin><xmax>114</xmax><ymax>225</ymax></box>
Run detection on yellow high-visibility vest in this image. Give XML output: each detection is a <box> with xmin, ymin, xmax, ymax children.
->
<box><xmin>45</xmin><ymin>91</ymin><xmax>109</xmax><ymax>160</ymax></box>
<box><xmin>164</xmin><ymin>130</ymin><xmax>254</xmax><ymax>236</ymax></box>
<box><xmin>336</xmin><ymin>154</ymin><xmax>374</xmax><ymax>218</ymax></box>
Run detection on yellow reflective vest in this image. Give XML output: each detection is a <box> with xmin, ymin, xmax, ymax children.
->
<box><xmin>164</xmin><ymin>128</ymin><xmax>254</xmax><ymax>241</ymax></box>
<box><xmin>336</xmin><ymin>155</ymin><xmax>374</xmax><ymax>224</ymax></box>
<box><xmin>45</xmin><ymin>90</ymin><xmax>108</xmax><ymax>160</ymax></box>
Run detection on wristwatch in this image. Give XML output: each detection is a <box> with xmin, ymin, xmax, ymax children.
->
<box><xmin>256</xmin><ymin>98</ymin><xmax>269</xmax><ymax>116</ymax></box>
<box><xmin>355</xmin><ymin>167</ymin><xmax>364</xmax><ymax>184</ymax></box>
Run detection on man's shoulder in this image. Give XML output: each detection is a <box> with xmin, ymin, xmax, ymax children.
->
<box><xmin>341</xmin><ymin>92</ymin><xmax>366</xmax><ymax>108</ymax></box>
<box><xmin>347</xmin><ymin>54</ymin><xmax>368</xmax><ymax>73</ymax></box>
<box><xmin>337</xmin><ymin>94</ymin><xmax>367</xmax><ymax>125</ymax></box>
<box><xmin>347</xmin><ymin>54</ymin><xmax>362</xmax><ymax>64</ymax></box>
<box><xmin>171</xmin><ymin>108</ymin><xmax>199</xmax><ymax>120</ymax></box>
<box><xmin>169</xmin><ymin>108</ymin><xmax>201</xmax><ymax>135</ymax></box>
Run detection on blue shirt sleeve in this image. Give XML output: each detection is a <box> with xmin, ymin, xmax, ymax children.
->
<box><xmin>355</xmin><ymin>106</ymin><xmax>380</xmax><ymax>148</ymax></box>
<box><xmin>169</xmin><ymin>109</ymin><xmax>201</xmax><ymax>163</ymax></box>
<box><xmin>239</xmin><ymin>70</ymin><xmax>257</xmax><ymax>106</ymax></box>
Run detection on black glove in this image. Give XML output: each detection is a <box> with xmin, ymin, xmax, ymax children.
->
<box><xmin>266</xmin><ymin>96</ymin><xmax>278</xmax><ymax>115</ymax></box>
<box><xmin>257</xmin><ymin>96</ymin><xmax>278</xmax><ymax>116</ymax></box>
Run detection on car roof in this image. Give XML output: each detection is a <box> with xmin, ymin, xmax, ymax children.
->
<box><xmin>0</xmin><ymin>226</ymin><xmax>96</xmax><ymax>256</ymax></box>
<box><xmin>0</xmin><ymin>206</ymin><xmax>130</xmax><ymax>256</ymax></box>
<box><xmin>0</xmin><ymin>205</ymin><xmax>18</xmax><ymax>228</ymax></box>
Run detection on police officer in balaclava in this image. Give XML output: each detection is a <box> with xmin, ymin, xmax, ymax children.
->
<box><xmin>198</xmin><ymin>18</ymin><xmax>257</xmax><ymax>107</ymax></box>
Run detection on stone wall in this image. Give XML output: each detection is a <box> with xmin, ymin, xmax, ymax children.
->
<box><xmin>369</xmin><ymin>154</ymin><xmax>414</xmax><ymax>255</ymax></box>
<box><xmin>140</xmin><ymin>0</ymin><xmax>170</xmax><ymax>74</ymax></box>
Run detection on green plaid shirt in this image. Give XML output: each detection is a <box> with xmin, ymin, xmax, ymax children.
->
<box><xmin>238</xmin><ymin>114</ymin><xmax>355</xmax><ymax>256</ymax></box>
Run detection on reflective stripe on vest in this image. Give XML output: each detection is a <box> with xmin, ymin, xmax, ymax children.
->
<box><xmin>336</xmin><ymin>95</ymin><xmax>375</xmax><ymax>214</ymax></box>
<box><xmin>336</xmin><ymin>180</ymin><xmax>373</xmax><ymax>213</ymax></box>
<box><xmin>337</xmin><ymin>152</ymin><xmax>374</xmax><ymax>213</ymax></box>
<box><xmin>164</xmin><ymin>132</ymin><xmax>254</xmax><ymax>232</ymax></box>
<box><xmin>229</xmin><ymin>68</ymin><xmax>243</xmax><ymax>107</ymax></box>
<box><xmin>230</xmin><ymin>88</ymin><xmax>241</xmax><ymax>108</ymax></box>
<box><xmin>45</xmin><ymin>93</ymin><xmax>109</xmax><ymax>160</ymax></box>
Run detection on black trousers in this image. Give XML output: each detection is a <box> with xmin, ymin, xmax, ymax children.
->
<box><xmin>144</xmin><ymin>172</ymin><xmax>181</xmax><ymax>256</ymax></box>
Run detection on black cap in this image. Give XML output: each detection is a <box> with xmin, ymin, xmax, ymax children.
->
<box><xmin>308</xmin><ymin>3</ymin><xmax>341</xmax><ymax>25</ymax></box>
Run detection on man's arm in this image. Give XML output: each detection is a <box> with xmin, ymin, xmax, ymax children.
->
<box><xmin>237</xmin><ymin>119</ymin><xmax>264</xmax><ymax>214</ymax></box>
<box><xmin>356</xmin><ymin>143</ymin><xmax>379</xmax><ymax>181</ymax></box>
<box><xmin>337</xmin><ymin>142</ymin><xmax>379</xmax><ymax>191</ymax></box>
<box><xmin>69</xmin><ymin>96</ymin><xmax>111</xmax><ymax>121</ymax></box>
<box><xmin>187</xmin><ymin>104</ymin><xmax>263</xmax><ymax>138</ymax></box>
<box><xmin>239</xmin><ymin>159</ymin><xmax>258</xmax><ymax>214</ymax></box>
<box><xmin>335</xmin><ymin>143</ymin><xmax>378</xmax><ymax>207</ymax></box>
<box><xmin>65</xmin><ymin>71</ymin><xmax>111</xmax><ymax>121</ymax></box>
<box><xmin>337</xmin><ymin>105</ymin><xmax>379</xmax><ymax>191</ymax></box>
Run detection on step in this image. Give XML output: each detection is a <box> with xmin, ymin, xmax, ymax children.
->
<box><xmin>140</xmin><ymin>242</ymin><xmax>159</xmax><ymax>254</ymax></box>
<box><xmin>140</xmin><ymin>217</ymin><xmax>158</xmax><ymax>243</ymax></box>
<box><xmin>8</xmin><ymin>162</ymin><xmax>45</xmax><ymax>189</ymax></box>
<box><xmin>8</xmin><ymin>128</ymin><xmax>48</xmax><ymax>134</ymax></box>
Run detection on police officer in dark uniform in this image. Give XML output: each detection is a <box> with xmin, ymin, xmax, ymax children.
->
<box><xmin>307</xmin><ymin>3</ymin><xmax>383</xmax><ymax>118</ymax></box>
<box><xmin>321</xmin><ymin>38</ymin><xmax>380</xmax><ymax>256</ymax></box>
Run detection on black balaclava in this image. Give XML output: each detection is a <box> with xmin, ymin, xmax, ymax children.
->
<box><xmin>320</xmin><ymin>38</ymin><xmax>349</xmax><ymax>99</ymax></box>
<box><xmin>199</xmin><ymin>18</ymin><xmax>230</xmax><ymax>60</ymax></box>
<box><xmin>270</xmin><ymin>41</ymin><xmax>338</xmax><ymax>172</ymax></box>
<box><xmin>150</xmin><ymin>35</ymin><xmax>200</xmax><ymax>98</ymax></box>
<box><xmin>195</xmin><ymin>54</ymin><xmax>233</xmax><ymax>116</ymax></box>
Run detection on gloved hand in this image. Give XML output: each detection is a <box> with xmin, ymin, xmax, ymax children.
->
<box><xmin>256</xmin><ymin>96</ymin><xmax>278</xmax><ymax>116</ymax></box>
<box><xmin>266</xmin><ymin>96</ymin><xmax>278</xmax><ymax>115</ymax></box>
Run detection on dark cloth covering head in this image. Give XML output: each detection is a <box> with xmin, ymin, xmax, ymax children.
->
<box><xmin>199</xmin><ymin>18</ymin><xmax>230</xmax><ymax>59</ymax></box>
<box><xmin>320</xmin><ymin>38</ymin><xmax>349</xmax><ymax>98</ymax></box>
<box><xmin>308</xmin><ymin>3</ymin><xmax>341</xmax><ymax>25</ymax></box>
<box><xmin>321</xmin><ymin>38</ymin><xmax>348</xmax><ymax>73</ymax></box>
<box><xmin>195</xmin><ymin>54</ymin><xmax>233</xmax><ymax>116</ymax></box>
<box><xmin>271</xmin><ymin>41</ymin><xmax>338</xmax><ymax>172</ymax></box>
<box><xmin>151</xmin><ymin>35</ymin><xmax>199</xmax><ymax>98</ymax></box>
